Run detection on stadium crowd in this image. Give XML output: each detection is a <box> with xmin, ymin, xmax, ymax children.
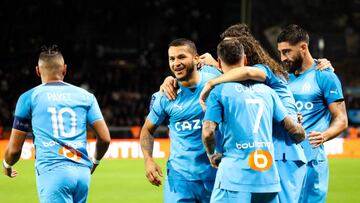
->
<box><xmin>0</xmin><ymin>0</ymin><xmax>359</xmax><ymax>138</ymax></box>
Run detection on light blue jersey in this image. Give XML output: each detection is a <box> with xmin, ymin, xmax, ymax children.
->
<box><xmin>254</xmin><ymin>64</ymin><xmax>307</xmax><ymax>203</ymax></box>
<box><xmin>14</xmin><ymin>81</ymin><xmax>103</xmax><ymax>174</ymax></box>
<box><xmin>148</xmin><ymin>71</ymin><xmax>218</xmax><ymax>181</ymax></box>
<box><xmin>254</xmin><ymin>64</ymin><xmax>306</xmax><ymax>162</ymax></box>
<box><xmin>289</xmin><ymin>65</ymin><xmax>344</xmax><ymax>161</ymax></box>
<box><xmin>199</xmin><ymin>65</ymin><xmax>223</xmax><ymax>75</ymax></box>
<box><xmin>204</xmin><ymin>81</ymin><xmax>287</xmax><ymax>193</ymax></box>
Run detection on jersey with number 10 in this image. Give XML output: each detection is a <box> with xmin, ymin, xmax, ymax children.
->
<box><xmin>14</xmin><ymin>82</ymin><xmax>103</xmax><ymax>174</ymax></box>
<box><xmin>204</xmin><ymin>81</ymin><xmax>287</xmax><ymax>192</ymax></box>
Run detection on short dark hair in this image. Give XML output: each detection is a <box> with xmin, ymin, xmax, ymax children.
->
<box><xmin>38</xmin><ymin>45</ymin><xmax>64</xmax><ymax>70</ymax></box>
<box><xmin>39</xmin><ymin>44</ymin><xmax>63</xmax><ymax>59</ymax></box>
<box><xmin>217</xmin><ymin>38</ymin><xmax>244</xmax><ymax>66</ymax></box>
<box><xmin>220</xmin><ymin>23</ymin><xmax>253</xmax><ymax>40</ymax></box>
<box><xmin>277</xmin><ymin>24</ymin><xmax>310</xmax><ymax>45</ymax></box>
<box><xmin>168</xmin><ymin>38</ymin><xmax>197</xmax><ymax>55</ymax></box>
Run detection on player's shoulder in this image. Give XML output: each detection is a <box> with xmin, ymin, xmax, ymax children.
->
<box><xmin>19</xmin><ymin>84</ymin><xmax>43</xmax><ymax>100</ymax></box>
<box><xmin>314</xmin><ymin>69</ymin><xmax>341</xmax><ymax>85</ymax></box>
<box><xmin>315</xmin><ymin>68</ymin><xmax>338</xmax><ymax>77</ymax></box>
<box><xmin>199</xmin><ymin>65</ymin><xmax>222</xmax><ymax>76</ymax></box>
<box><xmin>253</xmin><ymin>63</ymin><xmax>269</xmax><ymax>69</ymax></box>
<box><xmin>63</xmin><ymin>82</ymin><xmax>95</xmax><ymax>97</ymax></box>
<box><xmin>149</xmin><ymin>91</ymin><xmax>168</xmax><ymax>108</ymax></box>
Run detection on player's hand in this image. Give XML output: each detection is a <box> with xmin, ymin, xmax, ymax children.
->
<box><xmin>91</xmin><ymin>163</ymin><xmax>99</xmax><ymax>174</ymax></box>
<box><xmin>316</xmin><ymin>58</ymin><xmax>335</xmax><ymax>71</ymax></box>
<box><xmin>2</xmin><ymin>163</ymin><xmax>17</xmax><ymax>178</ymax></box>
<box><xmin>199</xmin><ymin>53</ymin><xmax>218</xmax><ymax>68</ymax></box>
<box><xmin>144</xmin><ymin>158</ymin><xmax>163</xmax><ymax>187</ymax></box>
<box><xmin>199</xmin><ymin>81</ymin><xmax>214</xmax><ymax>111</ymax></box>
<box><xmin>308</xmin><ymin>131</ymin><xmax>326</xmax><ymax>148</ymax></box>
<box><xmin>208</xmin><ymin>153</ymin><xmax>222</xmax><ymax>168</ymax></box>
<box><xmin>159</xmin><ymin>76</ymin><xmax>178</xmax><ymax>100</ymax></box>
<box><xmin>297</xmin><ymin>112</ymin><xmax>303</xmax><ymax>124</ymax></box>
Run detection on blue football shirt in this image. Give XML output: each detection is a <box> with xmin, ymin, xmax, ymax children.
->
<box><xmin>254</xmin><ymin>64</ymin><xmax>306</xmax><ymax>162</ymax></box>
<box><xmin>289</xmin><ymin>64</ymin><xmax>344</xmax><ymax>161</ymax></box>
<box><xmin>147</xmin><ymin>71</ymin><xmax>219</xmax><ymax>181</ymax></box>
<box><xmin>13</xmin><ymin>81</ymin><xmax>103</xmax><ymax>174</ymax></box>
<box><xmin>204</xmin><ymin>81</ymin><xmax>287</xmax><ymax>192</ymax></box>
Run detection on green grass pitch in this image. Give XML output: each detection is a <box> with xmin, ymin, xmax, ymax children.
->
<box><xmin>0</xmin><ymin>158</ymin><xmax>359</xmax><ymax>202</ymax></box>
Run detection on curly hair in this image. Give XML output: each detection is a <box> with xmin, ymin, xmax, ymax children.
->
<box><xmin>235</xmin><ymin>36</ymin><xmax>288</xmax><ymax>79</ymax></box>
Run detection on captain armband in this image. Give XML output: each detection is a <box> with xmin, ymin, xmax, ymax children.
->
<box><xmin>12</xmin><ymin>116</ymin><xmax>31</xmax><ymax>132</ymax></box>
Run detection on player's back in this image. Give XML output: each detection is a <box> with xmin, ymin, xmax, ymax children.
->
<box><xmin>17</xmin><ymin>81</ymin><xmax>101</xmax><ymax>174</ymax></box>
<box><xmin>254</xmin><ymin>64</ymin><xmax>306</xmax><ymax>162</ymax></box>
<box><xmin>205</xmin><ymin>81</ymin><xmax>287</xmax><ymax>193</ymax></box>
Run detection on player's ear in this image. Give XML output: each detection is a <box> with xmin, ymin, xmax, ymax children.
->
<box><xmin>217</xmin><ymin>58</ymin><xmax>222</xmax><ymax>70</ymax></box>
<box><xmin>243</xmin><ymin>54</ymin><xmax>248</xmax><ymax>66</ymax></box>
<box><xmin>62</xmin><ymin>64</ymin><xmax>67</xmax><ymax>77</ymax></box>
<box><xmin>35</xmin><ymin>66</ymin><xmax>41</xmax><ymax>77</ymax></box>
<box><xmin>193</xmin><ymin>54</ymin><xmax>200</xmax><ymax>65</ymax></box>
<box><xmin>300</xmin><ymin>42</ymin><xmax>308</xmax><ymax>51</ymax></box>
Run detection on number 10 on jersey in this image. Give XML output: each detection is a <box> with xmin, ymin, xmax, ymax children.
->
<box><xmin>48</xmin><ymin>107</ymin><xmax>77</xmax><ymax>138</ymax></box>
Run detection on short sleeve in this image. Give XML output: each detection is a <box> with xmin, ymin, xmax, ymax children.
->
<box><xmin>203</xmin><ymin>87</ymin><xmax>223</xmax><ymax>124</ymax></box>
<box><xmin>271</xmin><ymin>90</ymin><xmax>287</xmax><ymax>123</ymax></box>
<box><xmin>87</xmin><ymin>95</ymin><xmax>104</xmax><ymax>124</ymax></box>
<box><xmin>13</xmin><ymin>91</ymin><xmax>32</xmax><ymax>131</ymax></box>
<box><xmin>14</xmin><ymin>91</ymin><xmax>32</xmax><ymax>119</ymax></box>
<box><xmin>316</xmin><ymin>70</ymin><xmax>344</xmax><ymax>106</ymax></box>
<box><xmin>253</xmin><ymin>64</ymin><xmax>271</xmax><ymax>84</ymax></box>
<box><xmin>147</xmin><ymin>93</ymin><xmax>167</xmax><ymax>126</ymax></box>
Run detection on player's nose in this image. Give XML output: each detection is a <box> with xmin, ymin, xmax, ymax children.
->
<box><xmin>280</xmin><ymin>54</ymin><xmax>288</xmax><ymax>62</ymax></box>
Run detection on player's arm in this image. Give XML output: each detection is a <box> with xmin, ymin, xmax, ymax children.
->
<box><xmin>159</xmin><ymin>76</ymin><xmax>178</xmax><ymax>100</ymax></box>
<box><xmin>281</xmin><ymin>116</ymin><xmax>306</xmax><ymax>143</ymax></box>
<box><xmin>3</xmin><ymin>129</ymin><xmax>27</xmax><ymax>178</ymax></box>
<box><xmin>202</xmin><ymin>120</ymin><xmax>221</xmax><ymax>168</ymax></box>
<box><xmin>140</xmin><ymin>118</ymin><xmax>163</xmax><ymax>186</ymax></box>
<box><xmin>90</xmin><ymin>120</ymin><xmax>111</xmax><ymax>174</ymax></box>
<box><xmin>3</xmin><ymin>92</ymin><xmax>31</xmax><ymax>178</ymax></box>
<box><xmin>308</xmin><ymin>101</ymin><xmax>348</xmax><ymax>148</ymax></box>
<box><xmin>202</xmin><ymin>88</ymin><xmax>223</xmax><ymax>167</ymax></box>
<box><xmin>199</xmin><ymin>52</ymin><xmax>219</xmax><ymax>68</ymax></box>
<box><xmin>272</xmin><ymin>91</ymin><xmax>305</xmax><ymax>143</ymax></box>
<box><xmin>200</xmin><ymin>67</ymin><xmax>266</xmax><ymax>111</ymax></box>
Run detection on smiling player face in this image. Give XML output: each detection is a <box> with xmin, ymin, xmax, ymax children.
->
<box><xmin>168</xmin><ymin>45</ymin><xmax>199</xmax><ymax>81</ymax></box>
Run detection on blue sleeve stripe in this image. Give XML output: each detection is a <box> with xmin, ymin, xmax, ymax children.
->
<box><xmin>12</xmin><ymin>116</ymin><xmax>31</xmax><ymax>132</ymax></box>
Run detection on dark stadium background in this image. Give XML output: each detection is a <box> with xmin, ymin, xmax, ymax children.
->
<box><xmin>0</xmin><ymin>0</ymin><xmax>359</xmax><ymax>139</ymax></box>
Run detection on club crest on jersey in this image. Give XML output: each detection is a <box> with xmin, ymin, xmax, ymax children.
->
<box><xmin>301</xmin><ymin>83</ymin><xmax>311</xmax><ymax>93</ymax></box>
<box><xmin>149</xmin><ymin>95</ymin><xmax>156</xmax><ymax>109</ymax></box>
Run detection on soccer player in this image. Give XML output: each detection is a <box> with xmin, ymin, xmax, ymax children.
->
<box><xmin>202</xmin><ymin>38</ymin><xmax>305</xmax><ymax>203</ymax></box>
<box><xmin>2</xmin><ymin>45</ymin><xmax>111</xmax><ymax>203</ymax></box>
<box><xmin>140</xmin><ymin>38</ymin><xmax>220</xmax><ymax>203</ymax></box>
<box><xmin>277</xmin><ymin>24</ymin><xmax>348</xmax><ymax>203</ymax></box>
<box><xmin>198</xmin><ymin>24</ymin><xmax>308</xmax><ymax>203</ymax></box>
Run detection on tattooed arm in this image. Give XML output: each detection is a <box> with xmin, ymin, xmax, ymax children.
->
<box><xmin>281</xmin><ymin>116</ymin><xmax>306</xmax><ymax>144</ymax></box>
<box><xmin>202</xmin><ymin>120</ymin><xmax>221</xmax><ymax>168</ymax></box>
<box><xmin>140</xmin><ymin>118</ymin><xmax>163</xmax><ymax>186</ymax></box>
<box><xmin>308</xmin><ymin>101</ymin><xmax>348</xmax><ymax>148</ymax></box>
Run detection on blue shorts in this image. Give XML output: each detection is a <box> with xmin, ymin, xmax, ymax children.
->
<box><xmin>36</xmin><ymin>164</ymin><xmax>91</xmax><ymax>203</ymax></box>
<box><xmin>164</xmin><ymin>178</ymin><xmax>214</xmax><ymax>203</ymax></box>
<box><xmin>299</xmin><ymin>159</ymin><xmax>329</xmax><ymax>203</ymax></box>
<box><xmin>276</xmin><ymin>160</ymin><xmax>306</xmax><ymax>203</ymax></box>
<box><xmin>210</xmin><ymin>188</ymin><xmax>279</xmax><ymax>203</ymax></box>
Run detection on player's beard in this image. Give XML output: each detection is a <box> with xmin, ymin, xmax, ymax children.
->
<box><xmin>175</xmin><ymin>64</ymin><xmax>195</xmax><ymax>82</ymax></box>
<box><xmin>283</xmin><ymin>55</ymin><xmax>303</xmax><ymax>74</ymax></box>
